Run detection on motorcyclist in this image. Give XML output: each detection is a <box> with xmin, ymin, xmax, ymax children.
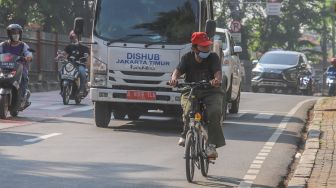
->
<box><xmin>169</xmin><ymin>32</ymin><xmax>226</xmax><ymax>158</ymax></box>
<box><xmin>64</xmin><ymin>30</ymin><xmax>90</xmax><ymax>95</ymax></box>
<box><xmin>326</xmin><ymin>57</ymin><xmax>336</xmax><ymax>96</ymax></box>
<box><xmin>0</xmin><ymin>24</ymin><xmax>33</xmax><ymax>107</ymax></box>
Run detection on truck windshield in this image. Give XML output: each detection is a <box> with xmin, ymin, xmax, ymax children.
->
<box><xmin>94</xmin><ymin>0</ymin><xmax>198</xmax><ymax>44</ymax></box>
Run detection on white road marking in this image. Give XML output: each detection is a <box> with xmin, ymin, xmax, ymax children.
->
<box><xmin>229</xmin><ymin>113</ymin><xmax>245</xmax><ymax>118</ymax></box>
<box><xmin>261</xmin><ymin>149</ymin><xmax>272</xmax><ymax>153</ymax></box>
<box><xmin>250</xmin><ymin>164</ymin><xmax>262</xmax><ymax>169</ymax></box>
<box><xmin>252</xmin><ymin>160</ymin><xmax>263</xmax><ymax>164</ymax></box>
<box><xmin>40</xmin><ymin>105</ymin><xmax>66</xmax><ymax>110</ymax></box>
<box><xmin>72</xmin><ymin>106</ymin><xmax>93</xmax><ymax>112</ymax></box>
<box><xmin>254</xmin><ymin>113</ymin><xmax>274</xmax><ymax>119</ymax></box>
<box><xmin>24</xmin><ymin>133</ymin><xmax>62</xmax><ymax>143</ymax></box>
<box><xmin>244</xmin><ymin>175</ymin><xmax>257</xmax><ymax>180</ymax></box>
<box><xmin>247</xmin><ymin>169</ymin><xmax>260</xmax><ymax>174</ymax></box>
<box><xmin>258</xmin><ymin>152</ymin><xmax>269</xmax><ymax>157</ymax></box>
<box><xmin>239</xmin><ymin>99</ymin><xmax>316</xmax><ymax>188</ymax></box>
<box><xmin>256</xmin><ymin>156</ymin><xmax>266</xmax><ymax>160</ymax></box>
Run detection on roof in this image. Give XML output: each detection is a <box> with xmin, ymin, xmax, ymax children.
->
<box><xmin>265</xmin><ymin>50</ymin><xmax>303</xmax><ymax>56</ymax></box>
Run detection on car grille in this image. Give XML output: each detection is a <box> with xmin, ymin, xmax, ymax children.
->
<box><xmin>262</xmin><ymin>72</ymin><xmax>283</xmax><ymax>79</ymax></box>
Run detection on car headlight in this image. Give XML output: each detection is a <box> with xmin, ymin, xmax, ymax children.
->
<box><xmin>283</xmin><ymin>69</ymin><xmax>297</xmax><ymax>81</ymax></box>
<box><xmin>252</xmin><ymin>71</ymin><xmax>262</xmax><ymax>78</ymax></box>
<box><xmin>65</xmin><ymin>63</ymin><xmax>74</xmax><ymax>72</ymax></box>
<box><xmin>91</xmin><ymin>58</ymin><xmax>107</xmax><ymax>87</ymax></box>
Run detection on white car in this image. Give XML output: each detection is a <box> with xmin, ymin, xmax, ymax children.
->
<box><xmin>214</xmin><ymin>28</ymin><xmax>243</xmax><ymax>118</ymax></box>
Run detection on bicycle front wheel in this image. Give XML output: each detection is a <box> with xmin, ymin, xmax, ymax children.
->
<box><xmin>200</xmin><ymin>136</ymin><xmax>209</xmax><ymax>177</ymax></box>
<box><xmin>185</xmin><ymin>132</ymin><xmax>195</xmax><ymax>182</ymax></box>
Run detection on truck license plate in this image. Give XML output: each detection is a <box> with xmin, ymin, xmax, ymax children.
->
<box><xmin>127</xmin><ymin>91</ymin><xmax>156</xmax><ymax>100</ymax></box>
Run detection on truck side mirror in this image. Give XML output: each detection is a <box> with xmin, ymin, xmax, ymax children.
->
<box><xmin>233</xmin><ymin>46</ymin><xmax>242</xmax><ymax>54</ymax></box>
<box><xmin>74</xmin><ymin>17</ymin><xmax>84</xmax><ymax>36</ymax></box>
<box><xmin>205</xmin><ymin>20</ymin><xmax>216</xmax><ymax>38</ymax></box>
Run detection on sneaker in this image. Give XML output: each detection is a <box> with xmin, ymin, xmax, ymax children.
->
<box><xmin>178</xmin><ymin>137</ymin><xmax>185</xmax><ymax>147</ymax></box>
<box><xmin>206</xmin><ymin>144</ymin><xmax>218</xmax><ymax>158</ymax></box>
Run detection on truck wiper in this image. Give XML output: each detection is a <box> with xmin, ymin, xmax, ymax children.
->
<box><xmin>106</xmin><ymin>34</ymin><xmax>157</xmax><ymax>46</ymax></box>
<box><xmin>144</xmin><ymin>40</ymin><xmax>168</xmax><ymax>48</ymax></box>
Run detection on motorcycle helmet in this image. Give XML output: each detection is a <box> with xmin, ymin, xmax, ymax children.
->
<box><xmin>7</xmin><ymin>24</ymin><xmax>23</xmax><ymax>42</ymax></box>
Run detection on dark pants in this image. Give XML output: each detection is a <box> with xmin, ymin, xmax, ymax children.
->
<box><xmin>180</xmin><ymin>88</ymin><xmax>226</xmax><ymax>148</ymax></box>
<box><xmin>329</xmin><ymin>84</ymin><xmax>336</xmax><ymax>96</ymax></box>
<box><xmin>20</xmin><ymin>72</ymin><xmax>28</xmax><ymax>97</ymax></box>
<box><xmin>78</xmin><ymin>65</ymin><xmax>86</xmax><ymax>92</ymax></box>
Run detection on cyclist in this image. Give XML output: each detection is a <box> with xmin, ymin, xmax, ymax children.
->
<box><xmin>169</xmin><ymin>32</ymin><xmax>226</xmax><ymax>158</ymax></box>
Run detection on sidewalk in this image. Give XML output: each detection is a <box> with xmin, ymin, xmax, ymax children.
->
<box><xmin>288</xmin><ymin>97</ymin><xmax>336</xmax><ymax>188</ymax></box>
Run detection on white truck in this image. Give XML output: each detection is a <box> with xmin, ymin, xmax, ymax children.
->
<box><xmin>75</xmin><ymin>0</ymin><xmax>239</xmax><ymax>127</ymax></box>
<box><xmin>214</xmin><ymin>28</ymin><xmax>242</xmax><ymax>118</ymax></box>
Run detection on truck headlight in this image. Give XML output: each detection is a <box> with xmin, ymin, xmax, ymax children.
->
<box><xmin>93</xmin><ymin>58</ymin><xmax>107</xmax><ymax>74</ymax></box>
<box><xmin>91</xmin><ymin>58</ymin><xmax>107</xmax><ymax>87</ymax></box>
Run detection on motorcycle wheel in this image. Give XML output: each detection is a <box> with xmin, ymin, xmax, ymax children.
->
<box><xmin>0</xmin><ymin>95</ymin><xmax>9</xmax><ymax>119</ymax></box>
<box><xmin>62</xmin><ymin>85</ymin><xmax>71</xmax><ymax>105</ymax></box>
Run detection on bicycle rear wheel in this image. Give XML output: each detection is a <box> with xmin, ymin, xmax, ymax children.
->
<box><xmin>200</xmin><ymin>136</ymin><xmax>209</xmax><ymax>177</ymax></box>
<box><xmin>185</xmin><ymin>132</ymin><xmax>195</xmax><ymax>182</ymax></box>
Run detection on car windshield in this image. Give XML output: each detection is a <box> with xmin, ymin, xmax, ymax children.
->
<box><xmin>214</xmin><ymin>33</ymin><xmax>228</xmax><ymax>50</ymax></box>
<box><xmin>259</xmin><ymin>53</ymin><xmax>299</xmax><ymax>66</ymax></box>
<box><xmin>94</xmin><ymin>0</ymin><xmax>198</xmax><ymax>44</ymax></box>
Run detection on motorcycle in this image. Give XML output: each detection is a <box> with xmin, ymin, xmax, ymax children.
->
<box><xmin>0</xmin><ymin>52</ymin><xmax>33</xmax><ymax>119</ymax></box>
<box><xmin>326</xmin><ymin>68</ymin><xmax>336</xmax><ymax>96</ymax></box>
<box><xmin>56</xmin><ymin>50</ymin><xmax>89</xmax><ymax>105</ymax></box>
<box><xmin>298</xmin><ymin>75</ymin><xmax>313</xmax><ymax>96</ymax></box>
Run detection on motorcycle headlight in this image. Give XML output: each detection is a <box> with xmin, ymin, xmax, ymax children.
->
<box><xmin>65</xmin><ymin>63</ymin><xmax>74</xmax><ymax>72</ymax></box>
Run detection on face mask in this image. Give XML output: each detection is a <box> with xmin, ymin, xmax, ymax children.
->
<box><xmin>198</xmin><ymin>51</ymin><xmax>210</xmax><ymax>59</ymax></box>
<box><xmin>12</xmin><ymin>34</ymin><xmax>20</xmax><ymax>42</ymax></box>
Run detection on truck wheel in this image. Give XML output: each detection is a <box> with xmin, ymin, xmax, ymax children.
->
<box><xmin>94</xmin><ymin>102</ymin><xmax>111</xmax><ymax>128</ymax></box>
<box><xmin>128</xmin><ymin>112</ymin><xmax>141</xmax><ymax>120</ymax></box>
<box><xmin>0</xmin><ymin>95</ymin><xmax>9</xmax><ymax>119</ymax></box>
<box><xmin>113</xmin><ymin>111</ymin><xmax>126</xmax><ymax>120</ymax></box>
<box><xmin>229</xmin><ymin>88</ymin><xmax>240</xmax><ymax>114</ymax></box>
<box><xmin>252</xmin><ymin>86</ymin><xmax>258</xmax><ymax>93</ymax></box>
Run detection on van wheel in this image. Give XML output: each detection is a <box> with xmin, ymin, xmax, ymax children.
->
<box><xmin>113</xmin><ymin>111</ymin><xmax>126</xmax><ymax>120</ymax></box>
<box><xmin>94</xmin><ymin>102</ymin><xmax>111</xmax><ymax>128</ymax></box>
<box><xmin>229</xmin><ymin>88</ymin><xmax>240</xmax><ymax>114</ymax></box>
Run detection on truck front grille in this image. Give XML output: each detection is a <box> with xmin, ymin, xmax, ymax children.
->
<box><xmin>112</xmin><ymin>85</ymin><xmax>172</xmax><ymax>92</ymax></box>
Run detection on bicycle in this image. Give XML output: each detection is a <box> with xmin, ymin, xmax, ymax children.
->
<box><xmin>176</xmin><ymin>80</ymin><xmax>216</xmax><ymax>182</ymax></box>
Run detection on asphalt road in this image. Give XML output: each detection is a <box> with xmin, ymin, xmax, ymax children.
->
<box><xmin>0</xmin><ymin>91</ymin><xmax>318</xmax><ymax>188</ymax></box>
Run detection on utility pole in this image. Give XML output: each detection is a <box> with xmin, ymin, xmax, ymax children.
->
<box><xmin>322</xmin><ymin>0</ymin><xmax>328</xmax><ymax>95</ymax></box>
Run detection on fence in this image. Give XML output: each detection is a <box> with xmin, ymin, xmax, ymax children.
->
<box><xmin>0</xmin><ymin>29</ymin><xmax>89</xmax><ymax>84</ymax></box>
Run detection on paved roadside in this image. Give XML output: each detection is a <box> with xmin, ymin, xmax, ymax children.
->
<box><xmin>288</xmin><ymin>97</ymin><xmax>336</xmax><ymax>188</ymax></box>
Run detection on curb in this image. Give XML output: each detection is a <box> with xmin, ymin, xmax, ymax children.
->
<box><xmin>287</xmin><ymin>99</ymin><xmax>323</xmax><ymax>188</ymax></box>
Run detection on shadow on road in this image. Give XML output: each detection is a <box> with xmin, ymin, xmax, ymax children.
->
<box><xmin>110</xmin><ymin>117</ymin><xmax>183</xmax><ymax>137</ymax></box>
<box><xmin>0</xmin><ymin>153</ymin><xmax>177</xmax><ymax>188</ymax></box>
